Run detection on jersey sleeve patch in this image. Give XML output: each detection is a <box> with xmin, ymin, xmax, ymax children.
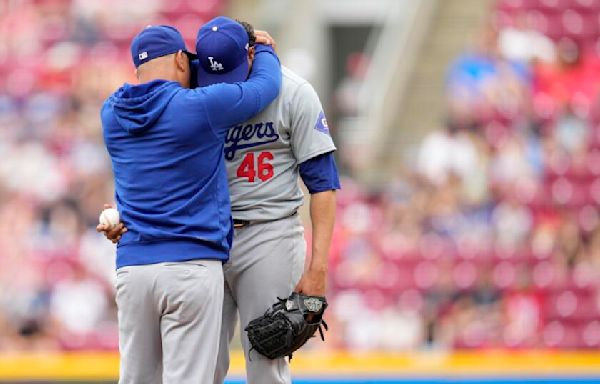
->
<box><xmin>314</xmin><ymin>111</ymin><xmax>330</xmax><ymax>135</ymax></box>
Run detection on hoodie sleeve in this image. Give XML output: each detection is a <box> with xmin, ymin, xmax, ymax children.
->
<box><xmin>197</xmin><ymin>45</ymin><xmax>281</xmax><ymax>139</ymax></box>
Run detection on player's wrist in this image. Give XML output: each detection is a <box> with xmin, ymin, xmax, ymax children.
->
<box><xmin>308</xmin><ymin>253</ymin><xmax>328</xmax><ymax>273</ymax></box>
<box><xmin>308</xmin><ymin>265</ymin><xmax>328</xmax><ymax>275</ymax></box>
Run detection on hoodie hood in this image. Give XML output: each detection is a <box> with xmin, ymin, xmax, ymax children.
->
<box><xmin>110</xmin><ymin>80</ymin><xmax>180</xmax><ymax>135</ymax></box>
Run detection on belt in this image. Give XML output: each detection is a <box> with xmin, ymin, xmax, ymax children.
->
<box><xmin>233</xmin><ymin>211</ymin><xmax>297</xmax><ymax>229</ymax></box>
<box><xmin>233</xmin><ymin>219</ymin><xmax>252</xmax><ymax>229</ymax></box>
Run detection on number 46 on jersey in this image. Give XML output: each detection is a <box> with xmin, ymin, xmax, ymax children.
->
<box><xmin>236</xmin><ymin>152</ymin><xmax>274</xmax><ymax>182</ymax></box>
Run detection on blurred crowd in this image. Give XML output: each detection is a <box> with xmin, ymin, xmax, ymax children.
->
<box><xmin>1</xmin><ymin>0</ymin><xmax>600</xmax><ymax>353</ymax></box>
<box><xmin>325</xmin><ymin>0</ymin><xmax>600</xmax><ymax>351</ymax></box>
<box><xmin>0</xmin><ymin>0</ymin><xmax>223</xmax><ymax>351</ymax></box>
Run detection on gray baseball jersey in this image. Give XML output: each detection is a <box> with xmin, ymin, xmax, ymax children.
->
<box><xmin>224</xmin><ymin>66</ymin><xmax>337</xmax><ymax>221</ymax></box>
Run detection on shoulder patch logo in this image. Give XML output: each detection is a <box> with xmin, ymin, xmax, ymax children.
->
<box><xmin>314</xmin><ymin>111</ymin><xmax>329</xmax><ymax>135</ymax></box>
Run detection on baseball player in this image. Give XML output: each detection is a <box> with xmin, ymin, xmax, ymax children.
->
<box><xmin>100</xmin><ymin>24</ymin><xmax>281</xmax><ymax>384</ymax></box>
<box><xmin>100</xmin><ymin>17</ymin><xmax>340</xmax><ymax>384</ymax></box>
<box><xmin>199</xmin><ymin>18</ymin><xmax>340</xmax><ymax>384</ymax></box>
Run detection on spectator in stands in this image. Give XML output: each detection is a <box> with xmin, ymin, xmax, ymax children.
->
<box><xmin>446</xmin><ymin>25</ymin><xmax>530</xmax><ymax>120</ymax></box>
<box><xmin>498</xmin><ymin>12</ymin><xmax>556</xmax><ymax>64</ymax></box>
<box><xmin>491</xmin><ymin>194</ymin><xmax>533</xmax><ymax>252</ymax></box>
<box><xmin>554</xmin><ymin>103</ymin><xmax>589</xmax><ymax>154</ymax></box>
<box><xmin>534</xmin><ymin>38</ymin><xmax>600</xmax><ymax>106</ymax></box>
<box><xmin>416</xmin><ymin>118</ymin><xmax>478</xmax><ymax>185</ymax></box>
<box><xmin>50</xmin><ymin>263</ymin><xmax>111</xmax><ymax>348</ymax></box>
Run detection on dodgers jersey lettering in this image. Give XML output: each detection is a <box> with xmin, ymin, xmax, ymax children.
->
<box><xmin>225</xmin><ymin>67</ymin><xmax>336</xmax><ymax>221</ymax></box>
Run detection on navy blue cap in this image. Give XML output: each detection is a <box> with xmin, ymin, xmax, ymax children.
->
<box><xmin>195</xmin><ymin>16</ymin><xmax>250</xmax><ymax>87</ymax></box>
<box><xmin>131</xmin><ymin>25</ymin><xmax>196</xmax><ymax>68</ymax></box>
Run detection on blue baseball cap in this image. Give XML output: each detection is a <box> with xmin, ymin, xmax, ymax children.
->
<box><xmin>195</xmin><ymin>16</ymin><xmax>250</xmax><ymax>87</ymax></box>
<box><xmin>131</xmin><ymin>25</ymin><xmax>196</xmax><ymax>68</ymax></box>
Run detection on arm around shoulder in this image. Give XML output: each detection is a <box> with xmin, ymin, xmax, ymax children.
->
<box><xmin>248</xmin><ymin>44</ymin><xmax>282</xmax><ymax>108</ymax></box>
<box><xmin>201</xmin><ymin>44</ymin><xmax>282</xmax><ymax>136</ymax></box>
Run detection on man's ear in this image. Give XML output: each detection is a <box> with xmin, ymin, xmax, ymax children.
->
<box><xmin>175</xmin><ymin>51</ymin><xmax>187</xmax><ymax>72</ymax></box>
<box><xmin>248</xmin><ymin>46</ymin><xmax>255</xmax><ymax>62</ymax></box>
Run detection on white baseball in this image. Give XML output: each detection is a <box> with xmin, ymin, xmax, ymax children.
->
<box><xmin>99</xmin><ymin>208</ymin><xmax>120</xmax><ymax>228</ymax></box>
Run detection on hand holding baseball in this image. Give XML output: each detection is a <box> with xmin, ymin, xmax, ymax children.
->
<box><xmin>96</xmin><ymin>204</ymin><xmax>127</xmax><ymax>244</ymax></box>
<box><xmin>99</xmin><ymin>207</ymin><xmax>120</xmax><ymax>228</ymax></box>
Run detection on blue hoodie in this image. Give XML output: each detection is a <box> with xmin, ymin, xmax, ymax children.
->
<box><xmin>101</xmin><ymin>45</ymin><xmax>281</xmax><ymax>269</ymax></box>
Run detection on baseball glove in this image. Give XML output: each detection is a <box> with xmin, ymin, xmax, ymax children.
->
<box><xmin>245</xmin><ymin>292</ymin><xmax>328</xmax><ymax>360</ymax></box>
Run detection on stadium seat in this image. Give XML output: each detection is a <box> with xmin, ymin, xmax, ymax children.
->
<box><xmin>562</xmin><ymin>9</ymin><xmax>597</xmax><ymax>39</ymax></box>
<box><xmin>418</xmin><ymin>233</ymin><xmax>455</xmax><ymax>260</ymax></box>
<box><xmin>537</xmin><ymin>0</ymin><xmax>571</xmax><ymax>12</ymax></box>
<box><xmin>543</xmin><ymin>289</ymin><xmax>599</xmax><ymax>321</ymax></box>
<box><xmin>413</xmin><ymin>261</ymin><xmax>440</xmax><ymax>290</ymax></box>
<box><xmin>550</xmin><ymin>178</ymin><xmax>587</xmax><ymax>206</ymax></box>
<box><xmin>527</xmin><ymin>10</ymin><xmax>563</xmax><ymax>39</ymax></box>
<box><xmin>374</xmin><ymin>262</ymin><xmax>413</xmax><ymax>292</ymax></box>
<box><xmin>492</xmin><ymin>261</ymin><xmax>518</xmax><ymax>289</ymax></box>
<box><xmin>452</xmin><ymin>261</ymin><xmax>478</xmax><ymax>290</ymax></box>
<box><xmin>542</xmin><ymin>320</ymin><xmax>580</xmax><ymax>348</ymax></box>
<box><xmin>582</xmin><ymin>320</ymin><xmax>600</xmax><ymax>348</ymax></box>
<box><xmin>532</xmin><ymin>261</ymin><xmax>560</xmax><ymax>289</ymax></box>
<box><xmin>397</xmin><ymin>288</ymin><xmax>425</xmax><ymax>312</ymax></box>
<box><xmin>572</xmin><ymin>0</ymin><xmax>600</xmax><ymax>11</ymax></box>
<box><xmin>588</xmin><ymin>177</ymin><xmax>600</xmax><ymax>204</ymax></box>
<box><xmin>577</xmin><ymin>204</ymin><xmax>599</xmax><ymax>232</ymax></box>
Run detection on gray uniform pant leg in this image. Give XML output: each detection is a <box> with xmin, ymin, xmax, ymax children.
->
<box><xmin>215</xmin><ymin>215</ymin><xmax>306</xmax><ymax>384</ymax></box>
<box><xmin>213</xmin><ymin>281</ymin><xmax>238</xmax><ymax>384</ymax></box>
<box><xmin>116</xmin><ymin>266</ymin><xmax>163</xmax><ymax>384</ymax></box>
<box><xmin>116</xmin><ymin>259</ymin><xmax>224</xmax><ymax>384</ymax></box>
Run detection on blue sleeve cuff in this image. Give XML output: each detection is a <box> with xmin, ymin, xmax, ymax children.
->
<box><xmin>254</xmin><ymin>44</ymin><xmax>276</xmax><ymax>56</ymax></box>
<box><xmin>299</xmin><ymin>151</ymin><xmax>341</xmax><ymax>194</ymax></box>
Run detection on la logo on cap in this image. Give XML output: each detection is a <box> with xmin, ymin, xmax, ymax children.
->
<box><xmin>208</xmin><ymin>57</ymin><xmax>224</xmax><ymax>71</ymax></box>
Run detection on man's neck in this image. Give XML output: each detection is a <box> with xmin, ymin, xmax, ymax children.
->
<box><xmin>139</xmin><ymin>73</ymin><xmax>177</xmax><ymax>84</ymax></box>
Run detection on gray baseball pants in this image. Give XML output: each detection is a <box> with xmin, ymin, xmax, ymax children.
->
<box><xmin>115</xmin><ymin>259</ymin><xmax>224</xmax><ymax>384</ymax></box>
<box><xmin>214</xmin><ymin>214</ymin><xmax>306</xmax><ymax>384</ymax></box>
